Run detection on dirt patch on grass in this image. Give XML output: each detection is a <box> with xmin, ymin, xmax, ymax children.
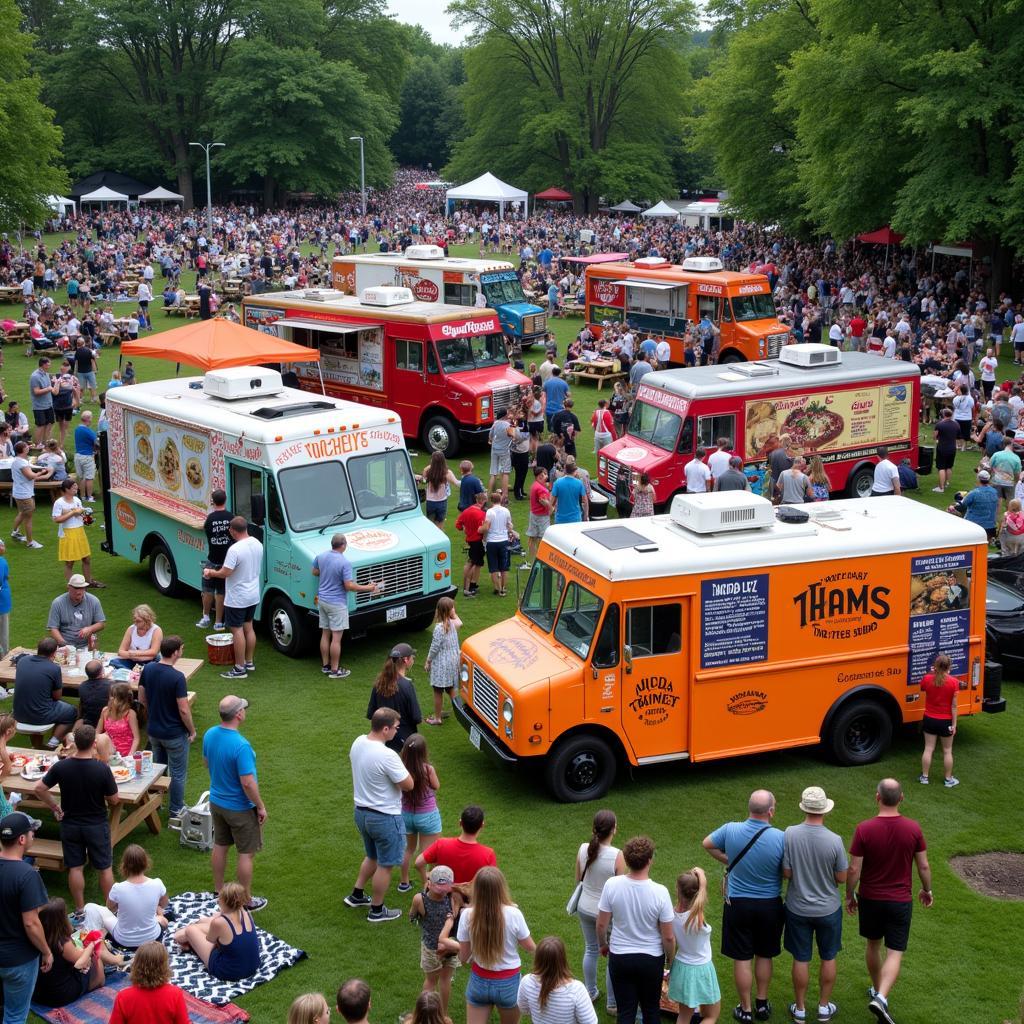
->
<box><xmin>950</xmin><ymin>852</ymin><xmax>1024</xmax><ymax>900</ymax></box>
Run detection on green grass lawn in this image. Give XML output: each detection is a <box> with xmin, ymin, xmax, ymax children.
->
<box><xmin>2</xmin><ymin>240</ymin><xmax>1022</xmax><ymax>1022</ymax></box>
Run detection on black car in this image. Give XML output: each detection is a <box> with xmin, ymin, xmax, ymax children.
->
<box><xmin>986</xmin><ymin>553</ymin><xmax>1024</xmax><ymax>677</ymax></box>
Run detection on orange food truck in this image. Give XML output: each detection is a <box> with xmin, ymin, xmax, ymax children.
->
<box><xmin>453</xmin><ymin>493</ymin><xmax>989</xmax><ymax>801</ymax></box>
<box><xmin>242</xmin><ymin>287</ymin><xmax>531</xmax><ymax>457</ymax></box>
<box><xmin>585</xmin><ymin>256</ymin><xmax>791</xmax><ymax>364</ymax></box>
<box><xmin>597</xmin><ymin>345</ymin><xmax>923</xmax><ymax>508</ymax></box>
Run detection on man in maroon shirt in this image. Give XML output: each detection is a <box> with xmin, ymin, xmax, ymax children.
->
<box><xmin>845</xmin><ymin>779</ymin><xmax>932</xmax><ymax>1024</ymax></box>
<box><xmin>415</xmin><ymin>804</ymin><xmax>496</xmax><ymax>895</ymax></box>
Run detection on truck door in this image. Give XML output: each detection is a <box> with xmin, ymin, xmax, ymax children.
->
<box><xmin>619</xmin><ymin>599</ymin><xmax>690</xmax><ymax>760</ymax></box>
<box><xmin>392</xmin><ymin>338</ymin><xmax>444</xmax><ymax>426</ymax></box>
<box><xmin>227</xmin><ymin>462</ymin><xmax>289</xmax><ymax>597</ymax></box>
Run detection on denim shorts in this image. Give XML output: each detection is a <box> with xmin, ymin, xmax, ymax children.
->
<box><xmin>402</xmin><ymin>808</ymin><xmax>442</xmax><ymax>836</ymax></box>
<box><xmin>425</xmin><ymin>499</ymin><xmax>448</xmax><ymax>522</ymax></box>
<box><xmin>783</xmin><ymin>905</ymin><xmax>843</xmax><ymax>962</ymax></box>
<box><xmin>354</xmin><ymin>807</ymin><xmax>406</xmax><ymax>867</ymax></box>
<box><xmin>466</xmin><ymin>970</ymin><xmax>520</xmax><ymax>1008</ymax></box>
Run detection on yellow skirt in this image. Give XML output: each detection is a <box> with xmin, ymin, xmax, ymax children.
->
<box><xmin>58</xmin><ymin>526</ymin><xmax>91</xmax><ymax>562</ymax></box>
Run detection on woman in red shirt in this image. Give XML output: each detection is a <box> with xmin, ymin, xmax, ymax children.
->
<box><xmin>109</xmin><ymin>941</ymin><xmax>188</xmax><ymax>1024</ymax></box>
<box><xmin>918</xmin><ymin>653</ymin><xmax>959</xmax><ymax>788</ymax></box>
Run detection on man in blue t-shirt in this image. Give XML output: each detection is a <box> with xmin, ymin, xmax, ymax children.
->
<box><xmin>959</xmin><ymin>472</ymin><xmax>999</xmax><ymax>539</ymax></box>
<box><xmin>73</xmin><ymin>412</ymin><xmax>99</xmax><ymax>502</ymax></box>
<box><xmin>203</xmin><ymin>695</ymin><xmax>266</xmax><ymax>909</ymax></box>
<box><xmin>703</xmin><ymin>790</ymin><xmax>786</xmax><ymax>1023</ymax></box>
<box><xmin>312</xmin><ymin>534</ymin><xmax>382</xmax><ymax>679</ymax></box>
<box><xmin>543</xmin><ymin>367</ymin><xmax>570</xmax><ymax>431</ymax></box>
<box><xmin>457</xmin><ymin>461</ymin><xmax>484</xmax><ymax>512</ymax></box>
<box><xmin>550</xmin><ymin>462</ymin><xmax>589</xmax><ymax>524</ymax></box>
<box><xmin>138</xmin><ymin>636</ymin><xmax>196</xmax><ymax>818</ymax></box>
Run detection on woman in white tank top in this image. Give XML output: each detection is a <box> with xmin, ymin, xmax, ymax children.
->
<box><xmin>573</xmin><ymin>810</ymin><xmax>625</xmax><ymax>1011</ymax></box>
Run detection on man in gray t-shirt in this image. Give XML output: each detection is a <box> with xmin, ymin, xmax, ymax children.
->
<box><xmin>29</xmin><ymin>356</ymin><xmax>56</xmax><ymax>445</ymax></box>
<box><xmin>776</xmin><ymin>457</ymin><xmax>813</xmax><ymax>504</ymax></box>
<box><xmin>782</xmin><ymin>787</ymin><xmax>849</xmax><ymax>1022</ymax></box>
<box><xmin>47</xmin><ymin>575</ymin><xmax>106</xmax><ymax>648</ymax></box>
<box><xmin>714</xmin><ymin>455</ymin><xmax>752</xmax><ymax>492</ymax></box>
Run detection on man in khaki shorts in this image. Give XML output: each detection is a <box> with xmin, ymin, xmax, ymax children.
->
<box><xmin>312</xmin><ymin>533</ymin><xmax>382</xmax><ymax>679</ymax></box>
<box><xmin>202</xmin><ymin>695</ymin><xmax>268</xmax><ymax>911</ymax></box>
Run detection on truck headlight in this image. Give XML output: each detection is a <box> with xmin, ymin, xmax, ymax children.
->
<box><xmin>460</xmin><ymin>663</ymin><xmax>470</xmax><ymax>685</ymax></box>
<box><xmin>502</xmin><ymin>697</ymin><xmax>514</xmax><ymax>724</ymax></box>
<box><xmin>598</xmin><ymin>456</ymin><xmax>606</xmax><ymax>472</ymax></box>
<box><xmin>480</xmin><ymin>396</ymin><xmax>491</xmax><ymax>415</ymax></box>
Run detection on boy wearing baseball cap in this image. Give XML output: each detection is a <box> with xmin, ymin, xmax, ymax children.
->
<box><xmin>409</xmin><ymin>864</ymin><xmax>464</xmax><ymax>1016</ymax></box>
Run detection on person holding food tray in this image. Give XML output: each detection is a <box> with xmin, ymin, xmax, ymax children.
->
<box><xmin>52</xmin><ymin>479</ymin><xmax>104</xmax><ymax>589</ymax></box>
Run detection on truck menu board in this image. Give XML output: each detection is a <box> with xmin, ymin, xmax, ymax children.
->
<box><xmin>701</xmin><ymin>573</ymin><xmax>769</xmax><ymax>669</ymax></box>
<box><xmin>744</xmin><ymin>384</ymin><xmax>912</xmax><ymax>460</ymax></box>
<box><xmin>907</xmin><ymin>551</ymin><xmax>972</xmax><ymax>681</ymax></box>
<box><xmin>127</xmin><ymin>411</ymin><xmax>211</xmax><ymax>510</ymax></box>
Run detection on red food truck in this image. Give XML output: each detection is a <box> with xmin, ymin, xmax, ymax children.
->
<box><xmin>596</xmin><ymin>345</ymin><xmax>925</xmax><ymax>508</ymax></box>
<box><xmin>242</xmin><ymin>286</ymin><xmax>531</xmax><ymax>457</ymax></box>
<box><xmin>585</xmin><ymin>256</ymin><xmax>790</xmax><ymax>364</ymax></box>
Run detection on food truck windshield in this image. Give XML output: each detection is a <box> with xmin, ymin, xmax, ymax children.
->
<box><xmin>521</xmin><ymin>561</ymin><xmax>605</xmax><ymax>660</ymax></box>
<box><xmin>627</xmin><ymin>399</ymin><xmax>688</xmax><ymax>451</ymax></box>
<box><xmin>277</xmin><ymin>449</ymin><xmax>418</xmax><ymax>532</ymax></box>
<box><xmin>731</xmin><ymin>292</ymin><xmax>778</xmax><ymax>322</ymax></box>
<box><xmin>480</xmin><ymin>273</ymin><xmax>527</xmax><ymax>306</ymax></box>
<box><xmin>437</xmin><ymin>332</ymin><xmax>508</xmax><ymax>372</ymax></box>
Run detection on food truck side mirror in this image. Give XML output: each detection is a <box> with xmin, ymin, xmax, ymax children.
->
<box><xmin>623</xmin><ymin>645</ymin><xmax>634</xmax><ymax>674</ymax></box>
<box><xmin>250</xmin><ymin>494</ymin><xmax>266</xmax><ymax>526</ymax></box>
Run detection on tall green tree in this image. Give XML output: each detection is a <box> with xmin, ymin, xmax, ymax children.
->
<box><xmin>0</xmin><ymin>0</ymin><xmax>66</xmax><ymax>228</ymax></box>
<box><xmin>392</xmin><ymin>51</ymin><xmax>465</xmax><ymax>170</ymax></box>
<box><xmin>447</xmin><ymin>0</ymin><xmax>695</xmax><ymax>212</ymax></box>
<box><xmin>66</xmin><ymin>0</ymin><xmax>254</xmax><ymax>208</ymax></box>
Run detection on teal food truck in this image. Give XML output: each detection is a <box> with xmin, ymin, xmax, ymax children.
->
<box><xmin>101</xmin><ymin>366</ymin><xmax>455</xmax><ymax>656</ymax></box>
<box><xmin>332</xmin><ymin>245</ymin><xmax>548</xmax><ymax>350</ymax></box>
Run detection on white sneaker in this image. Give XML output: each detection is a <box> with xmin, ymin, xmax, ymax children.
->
<box><xmin>26</xmin><ymin>540</ymin><xmax>43</xmax><ymax>549</ymax></box>
<box><xmin>195</xmin><ymin>616</ymin><xmax>211</xmax><ymax>628</ymax></box>
<box><xmin>10</xmin><ymin>531</ymin><xmax>24</xmax><ymax>541</ymax></box>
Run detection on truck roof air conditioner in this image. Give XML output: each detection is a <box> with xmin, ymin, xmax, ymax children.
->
<box><xmin>404</xmin><ymin>245</ymin><xmax>445</xmax><ymax>260</ymax></box>
<box><xmin>681</xmin><ymin>257</ymin><xmax>723</xmax><ymax>273</ymax></box>
<box><xmin>778</xmin><ymin>343</ymin><xmax>842</xmax><ymax>368</ymax></box>
<box><xmin>361</xmin><ymin>286</ymin><xmax>415</xmax><ymax>307</ymax></box>
<box><xmin>670</xmin><ymin>492</ymin><xmax>775</xmax><ymax>534</ymax></box>
<box><xmin>203</xmin><ymin>367</ymin><xmax>284</xmax><ymax>400</ymax></box>
<box><xmin>634</xmin><ymin>256</ymin><xmax>668</xmax><ymax>268</ymax></box>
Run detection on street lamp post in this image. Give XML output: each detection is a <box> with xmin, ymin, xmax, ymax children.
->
<box><xmin>189</xmin><ymin>141</ymin><xmax>225</xmax><ymax>243</ymax></box>
<box><xmin>349</xmin><ymin>135</ymin><xmax>365</xmax><ymax>218</ymax></box>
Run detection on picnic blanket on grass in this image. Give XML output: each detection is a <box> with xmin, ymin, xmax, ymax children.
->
<box><xmin>30</xmin><ymin>971</ymin><xmax>250</xmax><ymax>1024</ymax></box>
<box><xmin>160</xmin><ymin>891</ymin><xmax>306</xmax><ymax>1004</ymax></box>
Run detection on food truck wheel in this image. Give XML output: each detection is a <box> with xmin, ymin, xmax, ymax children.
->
<box><xmin>422</xmin><ymin>415</ymin><xmax>459</xmax><ymax>458</ymax></box>
<box><xmin>847</xmin><ymin>465</ymin><xmax>875</xmax><ymax>499</ymax></box>
<box><xmin>148</xmin><ymin>542</ymin><xmax>182</xmax><ymax>597</ymax></box>
<box><xmin>827</xmin><ymin>699</ymin><xmax>893</xmax><ymax>765</ymax></box>
<box><xmin>267</xmin><ymin>594</ymin><xmax>313</xmax><ymax>658</ymax></box>
<box><xmin>545</xmin><ymin>733</ymin><xmax>617</xmax><ymax>802</ymax></box>
<box><xmin>718</xmin><ymin>350</ymin><xmax>744</xmax><ymax>364</ymax></box>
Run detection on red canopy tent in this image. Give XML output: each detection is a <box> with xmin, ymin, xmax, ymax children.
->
<box><xmin>535</xmin><ymin>187</ymin><xmax>572</xmax><ymax>201</ymax></box>
<box><xmin>857</xmin><ymin>226</ymin><xmax>905</xmax><ymax>245</ymax></box>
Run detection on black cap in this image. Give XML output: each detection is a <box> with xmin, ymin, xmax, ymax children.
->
<box><xmin>0</xmin><ymin>812</ymin><xmax>42</xmax><ymax>840</ymax></box>
<box><xmin>390</xmin><ymin>642</ymin><xmax>416</xmax><ymax>659</ymax></box>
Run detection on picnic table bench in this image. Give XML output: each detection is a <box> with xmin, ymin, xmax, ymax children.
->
<box><xmin>565</xmin><ymin>359</ymin><xmax>627</xmax><ymax>391</ymax></box>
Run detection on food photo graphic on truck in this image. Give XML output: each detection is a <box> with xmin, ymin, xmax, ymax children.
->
<box><xmin>584</xmin><ymin>255</ymin><xmax>791</xmax><ymax>364</ymax></box>
<box><xmin>331</xmin><ymin>244</ymin><xmax>547</xmax><ymax>350</ymax></box>
<box><xmin>598</xmin><ymin>345</ymin><xmax>923</xmax><ymax>509</ymax></box>
<box><xmin>101</xmin><ymin>365</ymin><xmax>455</xmax><ymax>657</ymax></box>
<box><xmin>452</xmin><ymin>492</ymin><xmax>997</xmax><ymax>801</ymax></box>
<box><xmin>242</xmin><ymin>286</ymin><xmax>531</xmax><ymax>458</ymax></box>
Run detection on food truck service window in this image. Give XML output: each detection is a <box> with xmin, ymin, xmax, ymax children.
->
<box><xmin>697</xmin><ymin>414</ymin><xmax>736</xmax><ymax>451</ymax></box>
<box><xmin>444</xmin><ymin>282</ymin><xmax>475</xmax><ymax>306</ymax></box>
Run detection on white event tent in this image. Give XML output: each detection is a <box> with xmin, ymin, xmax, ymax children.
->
<box><xmin>641</xmin><ymin>200</ymin><xmax>679</xmax><ymax>219</ymax></box>
<box><xmin>47</xmin><ymin>196</ymin><xmax>76</xmax><ymax>215</ymax></box>
<box><xmin>139</xmin><ymin>186</ymin><xmax>184</xmax><ymax>203</ymax></box>
<box><xmin>80</xmin><ymin>186</ymin><xmax>130</xmax><ymax>207</ymax></box>
<box><xmin>446</xmin><ymin>171</ymin><xmax>527</xmax><ymax>220</ymax></box>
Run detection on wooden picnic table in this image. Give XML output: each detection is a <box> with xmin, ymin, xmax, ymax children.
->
<box><xmin>5</xmin><ymin>747</ymin><xmax>171</xmax><ymax>871</ymax></box>
<box><xmin>0</xmin><ymin>285</ymin><xmax>23</xmax><ymax>303</ymax></box>
<box><xmin>566</xmin><ymin>359</ymin><xmax>627</xmax><ymax>391</ymax></box>
<box><xmin>0</xmin><ymin>647</ymin><xmax>204</xmax><ymax>701</ymax></box>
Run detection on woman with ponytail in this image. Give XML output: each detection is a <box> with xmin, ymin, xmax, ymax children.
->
<box><xmin>366</xmin><ymin>642</ymin><xmax>421</xmax><ymax>752</ymax></box>
<box><xmin>572</xmin><ymin>810</ymin><xmax>625</xmax><ymax>1009</ymax></box>
<box><xmin>668</xmin><ymin>867</ymin><xmax>721</xmax><ymax>1024</ymax></box>
<box><xmin>918</xmin><ymin>652</ymin><xmax>959</xmax><ymax>786</ymax></box>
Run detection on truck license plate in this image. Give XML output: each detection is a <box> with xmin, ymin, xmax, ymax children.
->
<box><xmin>386</xmin><ymin>605</ymin><xmax>407</xmax><ymax>623</ymax></box>
<box><xmin>469</xmin><ymin>726</ymin><xmax>482</xmax><ymax>750</ymax></box>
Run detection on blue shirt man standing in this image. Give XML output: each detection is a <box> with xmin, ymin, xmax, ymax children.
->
<box><xmin>543</xmin><ymin>367</ymin><xmax>570</xmax><ymax>432</ymax></box>
<box><xmin>312</xmin><ymin>534</ymin><xmax>382</xmax><ymax>679</ymax></box>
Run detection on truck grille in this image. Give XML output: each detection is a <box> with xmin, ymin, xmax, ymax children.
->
<box><xmin>766</xmin><ymin>332</ymin><xmax>788</xmax><ymax>357</ymax></box>
<box><xmin>472</xmin><ymin>664</ymin><xmax>500</xmax><ymax>729</ymax></box>
<box><xmin>354</xmin><ymin>555</ymin><xmax>424</xmax><ymax>605</ymax></box>
<box><xmin>523</xmin><ymin>313</ymin><xmax>547</xmax><ymax>335</ymax></box>
<box><xmin>606</xmin><ymin>460</ymin><xmax>621</xmax><ymax>490</ymax></box>
<box><xmin>491</xmin><ymin>383</ymin><xmax>523</xmax><ymax>416</ymax></box>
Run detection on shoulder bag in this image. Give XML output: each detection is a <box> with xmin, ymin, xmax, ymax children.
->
<box><xmin>721</xmin><ymin>825</ymin><xmax>769</xmax><ymax>904</ymax></box>
<box><xmin>567</xmin><ymin>850</ymin><xmax>591</xmax><ymax>915</ymax></box>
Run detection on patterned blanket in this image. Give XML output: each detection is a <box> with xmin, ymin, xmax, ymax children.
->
<box><xmin>30</xmin><ymin>971</ymin><xmax>250</xmax><ymax>1024</ymax></box>
<box><xmin>156</xmin><ymin>891</ymin><xmax>307</xmax><ymax>1005</ymax></box>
